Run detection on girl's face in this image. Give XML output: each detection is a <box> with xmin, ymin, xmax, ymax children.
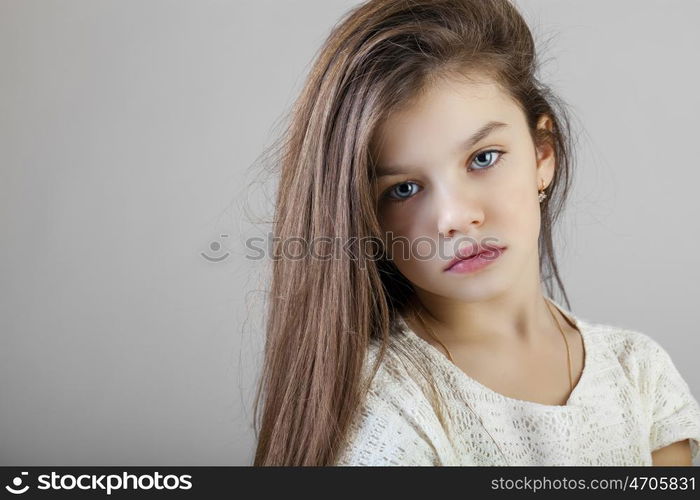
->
<box><xmin>373</xmin><ymin>77</ymin><xmax>555</xmax><ymax>303</ymax></box>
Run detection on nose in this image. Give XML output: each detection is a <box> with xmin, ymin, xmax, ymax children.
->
<box><xmin>435</xmin><ymin>185</ymin><xmax>484</xmax><ymax>239</ymax></box>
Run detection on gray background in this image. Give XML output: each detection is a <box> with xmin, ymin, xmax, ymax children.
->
<box><xmin>1</xmin><ymin>0</ymin><xmax>698</xmax><ymax>466</ymax></box>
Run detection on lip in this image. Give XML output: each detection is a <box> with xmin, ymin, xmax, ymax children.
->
<box><xmin>444</xmin><ymin>245</ymin><xmax>506</xmax><ymax>273</ymax></box>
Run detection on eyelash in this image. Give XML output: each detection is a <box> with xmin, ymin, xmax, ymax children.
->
<box><xmin>382</xmin><ymin>149</ymin><xmax>507</xmax><ymax>203</ymax></box>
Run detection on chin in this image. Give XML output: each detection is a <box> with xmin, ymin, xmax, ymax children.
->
<box><xmin>425</xmin><ymin>273</ymin><xmax>511</xmax><ymax>302</ymax></box>
<box><xmin>448</xmin><ymin>284</ymin><xmax>507</xmax><ymax>302</ymax></box>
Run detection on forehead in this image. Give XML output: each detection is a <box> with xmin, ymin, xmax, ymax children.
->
<box><xmin>373</xmin><ymin>78</ymin><xmax>522</xmax><ymax>167</ymax></box>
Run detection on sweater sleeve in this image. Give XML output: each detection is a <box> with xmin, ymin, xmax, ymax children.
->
<box><xmin>334</xmin><ymin>388</ymin><xmax>441</xmax><ymax>466</ymax></box>
<box><xmin>645</xmin><ymin>336</ymin><xmax>700</xmax><ymax>462</ymax></box>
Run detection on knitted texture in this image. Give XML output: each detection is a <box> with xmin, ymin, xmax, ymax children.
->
<box><xmin>335</xmin><ymin>300</ymin><xmax>700</xmax><ymax>466</ymax></box>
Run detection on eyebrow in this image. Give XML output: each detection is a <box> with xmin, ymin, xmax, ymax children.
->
<box><xmin>376</xmin><ymin>120</ymin><xmax>508</xmax><ymax>177</ymax></box>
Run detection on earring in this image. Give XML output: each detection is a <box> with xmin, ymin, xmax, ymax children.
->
<box><xmin>538</xmin><ymin>179</ymin><xmax>547</xmax><ymax>203</ymax></box>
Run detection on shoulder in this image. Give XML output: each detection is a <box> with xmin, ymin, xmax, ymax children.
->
<box><xmin>359</xmin><ymin>335</ymin><xmax>438</xmax><ymax>415</ymax></box>
<box><xmin>333</xmin><ymin>335</ymin><xmax>450</xmax><ymax>466</ymax></box>
<box><xmin>583</xmin><ymin>319</ymin><xmax>700</xmax><ymax>460</ymax></box>
<box><xmin>582</xmin><ymin>318</ymin><xmax>698</xmax><ymax>411</ymax></box>
<box><xmin>583</xmin><ymin>319</ymin><xmax>678</xmax><ymax>377</ymax></box>
<box><xmin>577</xmin><ymin>318</ymin><xmax>695</xmax><ymax>403</ymax></box>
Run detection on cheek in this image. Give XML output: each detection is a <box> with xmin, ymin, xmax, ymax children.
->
<box><xmin>377</xmin><ymin>206</ymin><xmax>429</xmax><ymax>272</ymax></box>
<box><xmin>501</xmin><ymin>179</ymin><xmax>532</xmax><ymax>212</ymax></box>
<box><xmin>494</xmin><ymin>176</ymin><xmax>541</xmax><ymax>237</ymax></box>
<box><xmin>377</xmin><ymin>202</ymin><xmax>425</xmax><ymax>242</ymax></box>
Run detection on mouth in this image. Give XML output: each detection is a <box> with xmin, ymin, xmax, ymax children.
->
<box><xmin>444</xmin><ymin>245</ymin><xmax>506</xmax><ymax>271</ymax></box>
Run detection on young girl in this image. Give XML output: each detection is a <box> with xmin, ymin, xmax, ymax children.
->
<box><xmin>251</xmin><ymin>0</ymin><xmax>700</xmax><ymax>466</ymax></box>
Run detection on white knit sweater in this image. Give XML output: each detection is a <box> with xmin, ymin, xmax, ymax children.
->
<box><xmin>335</xmin><ymin>300</ymin><xmax>700</xmax><ymax>466</ymax></box>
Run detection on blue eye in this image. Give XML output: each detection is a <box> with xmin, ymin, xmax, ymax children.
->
<box><xmin>383</xmin><ymin>149</ymin><xmax>506</xmax><ymax>202</ymax></box>
<box><xmin>470</xmin><ymin>149</ymin><xmax>504</xmax><ymax>171</ymax></box>
<box><xmin>386</xmin><ymin>181</ymin><xmax>420</xmax><ymax>201</ymax></box>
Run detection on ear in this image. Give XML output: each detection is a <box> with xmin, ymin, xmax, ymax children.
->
<box><xmin>534</xmin><ymin>114</ymin><xmax>556</xmax><ymax>189</ymax></box>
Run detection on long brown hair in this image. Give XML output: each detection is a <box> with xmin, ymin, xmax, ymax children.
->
<box><xmin>252</xmin><ymin>0</ymin><xmax>576</xmax><ymax>466</ymax></box>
